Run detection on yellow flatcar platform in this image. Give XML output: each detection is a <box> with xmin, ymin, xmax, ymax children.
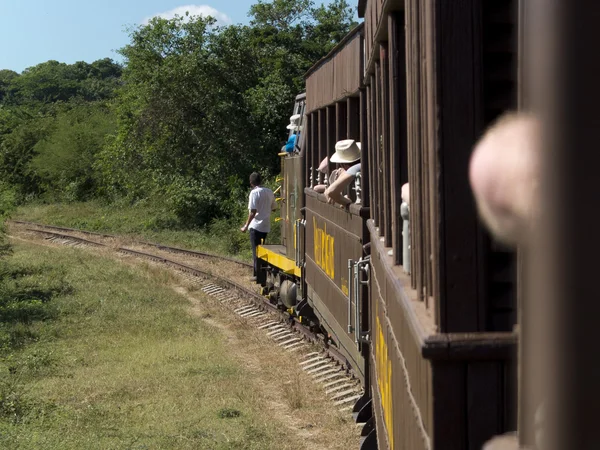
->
<box><xmin>257</xmin><ymin>244</ymin><xmax>301</xmax><ymax>278</ymax></box>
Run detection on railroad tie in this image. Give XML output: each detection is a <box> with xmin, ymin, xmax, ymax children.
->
<box><xmin>300</xmin><ymin>352</ymin><xmax>321</xmax><ymax>360</ymax></box>
<box><xmin>278</xmin><ymin>337</ymin><xmax>301</xmax><ymax>347</ymax></box>
<box><xmin>267</xmin><ymin>328</ymin><xmax>288</xmax><ymax>337</ymax></box>
<box><xmin>246</xmin><ymin>312</ymin><xmax>268</xmax><ymax>320</ymax></box>
<box><xmin>273</xmin><ymin>333</ymin><xmax>295</xmax><ymax>342</ymax></box>
<box><xmin>258</xmin><ymin>321</ymin><xmax>280</xmax><ymax>330</ymax></box>
<box><xmin>306</xmin><ymin>363</ymin><xmax>336</xmax><ymax>375</ymax></box>
<box><xmin>333</xmin><ymin>394</ymin><xmax>362</xmax><ymax>407</ymax></box>
<box><xmin>234</xmin><ymin>305</ymin><xmax>255</xmax><ymax>314</ymax></box>
<box><xmin>323</xmin><ymin>378</ymin><xmax>349</xmax><ymax>389</ymax></box>
<box><xmin>283</xmin><ymin>341</ymin><xmax>305</xmax><ymax>351</ymax></box>
<box><xmin>208</xmin><ymin>289</ymin><xmax>226</xmax><ymax>296</ymax></box>
<box><xmin>330</xmin><ymin>389</ymin><xmax>359</xmax><ymax>401</ymax></box>
<box><xmin>325</xmin><ymin>381</ymin><xmax>355</xmax><ymax>394</ymax></box>
<box><xmin>262</xmin><ymin>324</ymin><xmax>284</xmax><ymax>333</ymax></box>
<box><xmin>286</xmin><ymin>342</ymin><xmax>306</xmax><ymax>353</ymax></box>
<box><xmin>300</xmin><ymin>356</ymin><xmax>326</xmax><ymax>366</ymax></box>
<box><xmin>239</xmin><ymin>309</ymin><xmax>260</xmax><ymax>318</ymax></box>
<box><xmin>203</xmin><ymin>287</ymin><xmax>223</xmax><ymax>295</ymax></box>
<box><xmin>313</xmin><ymin>370</ymin><xmax>343</xmax><ymax>382</ymax></box>
<box><xmin>243</xmin><ymin>310</ymin><xmax>265</xmax><ymax>317</ymax></box>
<box><xmin>302</xmin><ymin>359</ymin><xmax>331</xmax><ymax>371</ymax></box>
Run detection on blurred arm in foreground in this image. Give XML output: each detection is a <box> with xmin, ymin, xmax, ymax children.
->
<box><xmin>471</xmin><ymin>113</ymin><xmax>542</xmax><ymax>450</ymax></box>
<box><xmin>469</xmin><ymin>113</ymin><xmax>541</xmax><ymax>247</ymax></box>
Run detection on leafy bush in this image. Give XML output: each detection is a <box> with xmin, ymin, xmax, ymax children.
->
<box><xmin>31</xmin><ymin>102</ymin><xmax>116</xmax><ymax>202</ymax></box>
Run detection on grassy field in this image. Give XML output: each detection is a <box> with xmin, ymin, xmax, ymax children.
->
<box><xmin>0</xmin><ymin>240</ymin><xmax>282</xmax><ymax>449</ymax></box>
<box><xmin>13</xmin><ymin>201</ymin><xmax>282</xmax><ymax>262</ymax></box>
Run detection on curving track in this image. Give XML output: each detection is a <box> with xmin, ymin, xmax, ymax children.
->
<box><xmin>9</xmin><ymin>221</ymin><xmax>365</xmax><ymax>415</ymax></box>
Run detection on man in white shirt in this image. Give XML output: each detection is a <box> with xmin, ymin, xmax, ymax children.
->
<box><xmin>240</xmin><ymin>172</ymin><xmax>277</xmax><ymax>280</ymax></box>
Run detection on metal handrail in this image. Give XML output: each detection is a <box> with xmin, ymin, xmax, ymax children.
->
<box><xmin>347</xmin><ymin>259</ymin><xmax>354</xmax><ymax>334</ymax></box>
<box><xmin>354</xmin><ymin>256</ymin><xmax>371</xmax><ymax>347</ymax></box>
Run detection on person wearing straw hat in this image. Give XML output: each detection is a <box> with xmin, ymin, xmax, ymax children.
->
<box><xmin>284</xmin><ymin>114</ymin><xmax>301</xmax><ymax>153</ymax></box>
<box><xmin>324</xmin><ymin>139</ymin><xmax>361</xmax><ymax>207</ymax></box>
<box><xmin>314</xmin><ymin>156</ymin><xmax>346</xmax><ymax>193</ymax></box>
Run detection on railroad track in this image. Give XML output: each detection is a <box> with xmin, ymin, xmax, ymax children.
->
<box><xmin>10</xmin><ymin>221</ymin><xmax>364</xmax><ymax>414</ymax></box>
<box><xmin>10</xmin><ymin>220</ymin><xmax>252</xmax><ymax>269</ymax></box>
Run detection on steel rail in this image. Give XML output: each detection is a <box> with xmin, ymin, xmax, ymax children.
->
<box><xmin>12</xmin><ymin>220</ymin><xmax>252</xmax><ymax>269</ymax></box>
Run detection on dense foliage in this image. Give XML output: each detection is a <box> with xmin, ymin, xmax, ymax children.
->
<box><xmin>0</xmin><ymin>0</ymin><xmax>355</xmax><ymax>226</ymax></box>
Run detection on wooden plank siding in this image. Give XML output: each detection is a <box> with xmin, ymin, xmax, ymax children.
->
<box><xmin>305</xmin><ymin>25</ymin><xmax>364</xmax><ymax>114</ymax></box>
<box><xmin>361</xmin><ymin>0</ymin><xmax>518</xmax><ymax>332</ymax></box>
<box><xmin>379</xmin><ymin>44</ymin><xmax>392</xmax><ymax>247</ymax></box>
<box><xmin>302</xmin><ymin>0</ymin><xmax>521</xmax><ymax>448</ymax></box>
<box><xmin>359</xmin><ymin>89</ymin><xmax>370</xmax><ymax>207</ymax></box>
<box><xmin>358</xmin><ymin>0</ymin><xmax>521</xmax><ymax>449</ymax></box>
<box><xmin>362</xmin><ymin>0</ymin><xmax>403</xmax><ymax>80</ymax></box>
<box><xmin>388</xmin><ymin>12</ymin><xmax>407</xmax><ymax>267</ymax></box>
<box><xmin>368</xmin><ymin>220</ymin><xmax>516</xmax><ymax>450</ymax></box>
<box><xmin>310</xmin><ymin>112</ymin><xmax>318</xmax><ymax>188</ymax></box>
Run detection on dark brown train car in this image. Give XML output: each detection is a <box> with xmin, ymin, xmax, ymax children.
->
<box><xmin>359</xmin><ymin>0</ymin><xmax>520</xmax><ymax>448</ymax></box>
<box><xmin>303</xmin><ymin>24</ymin><xmax>371</xmax><ymax>382</ymax></box>
<box><xmin>279</xmin><ymin>94</ymin><xmax>306</xmax><ymax>260</ymax></box>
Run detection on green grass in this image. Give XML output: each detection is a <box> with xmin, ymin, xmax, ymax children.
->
<box><xmin>13</xmin><ymin>200</ymin><xmax>260</xmax><ymax>261</ymax></box>
<box><xmin>0</xmin><ymin>241</ymin><xmax>280</xmax><ymax>449</ymax></box>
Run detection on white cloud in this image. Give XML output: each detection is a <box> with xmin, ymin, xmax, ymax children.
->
<box><xmin>142</xmin><ymin>5</ymin><xmax>232</xmax><ymax>26</ymax></box>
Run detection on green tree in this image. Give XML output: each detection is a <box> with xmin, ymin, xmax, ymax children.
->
<box><xmin>5</xmin><ymin>59</ymin><xmax>121</xmax><ymax>105</ymax></box>
<box><xmin>32</xmin><ymin>102</ymin><xmax>116</xmax><ymax>201</ymax></box>
<box><xmin>0</xmin><ymin>70</ymin><xmax>19</xmax><ymax>103</ymax></box>
<box><xmin>96</xmin><ymin>1</ymin><xmax>355</xmax><ymax>225</ymax></box>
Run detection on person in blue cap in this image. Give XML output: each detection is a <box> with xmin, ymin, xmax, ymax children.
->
<box><xmin>284</xmin><ymin>114</ymin><xmax>301</xmax><ymax>153</ymax></box>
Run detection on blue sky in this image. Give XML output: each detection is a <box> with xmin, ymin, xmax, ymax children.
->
<box><xmin>0</xmin><ymin>1</ymin><xmax>343</xmax><ymax>73</ymax></box>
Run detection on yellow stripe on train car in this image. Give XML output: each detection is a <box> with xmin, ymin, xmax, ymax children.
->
<box><xmin>312</xmin><ymin>217</ymin><xmax>335</xmax><ymax>280</ymax></box>
<box><xmin>256</xmin><ymin>246</ymin><xmax>301</xmax><ymax>278</ymax></box>
<box><xmin>375</xmin><ymin>301</ymin><xmax>395</xmax><ymax>449</ymax></box>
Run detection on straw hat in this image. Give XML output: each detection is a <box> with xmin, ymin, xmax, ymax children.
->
<box><xmin>286</xmin><ymin>114</ymin><xmax>301</xmax><ymax>130</ymax></box>
<box><xmin>330</xmin><ymin>139</ymin><xmax>361</xmax><ymax>164</ymax></box>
